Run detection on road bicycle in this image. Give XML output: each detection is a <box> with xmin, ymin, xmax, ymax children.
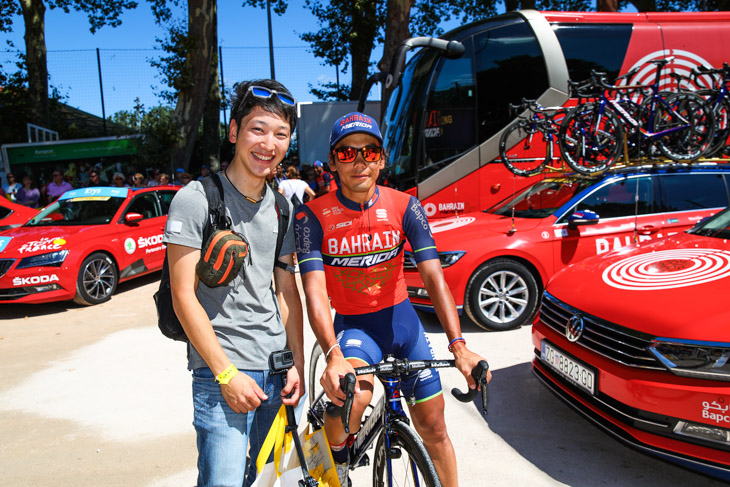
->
<box><xmin>499</xmin><ymin>99</ymin><xmax>569</xmax><ymax>176</ymax></box>
<box><xmin>307</xmin><ymin>343</ymin><xmax>489</xmax><ymax>487</ymax></box>
<box><xmin>559</xmin><ymin>58</ymin><xmax>715</xmax><ymax>174</ymax></box>
<box><xmin>694</xmin><ymin>63</ymin><xmax>730</xmax><ymax>158</ymax></box>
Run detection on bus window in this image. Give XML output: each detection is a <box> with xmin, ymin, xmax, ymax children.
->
<box><xmin>475</xmin><ymin>22</ymin><xmax>549</xmax><ymax>144</ymax></box>
<box><xmin>421</xmin><ymin>37</ymin><xmax>476</xmax><ymax>181</ymax></box>
<box><xmin>552</xmin><ymin>23</ymin><xmax>632</xmax><ymax>84</ymax></box>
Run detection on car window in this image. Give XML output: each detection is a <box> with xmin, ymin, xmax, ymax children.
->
<box><xmin>0</xmin><ymin>206</ymin><xmax>11</xmax><ymax>219</ymax></box>
<box><xmin>27</xmin><ymin>198</ymin><xmax>126</xmax><ymax>226</ymax></box>
<box><xmin>125</xmin><ymin>193</ymin><xmax>160</xmax><ymax>220</ymax></box>
<box><xmin>658</xmin><ymin>173</ymin><xmax>729</xmax><ymax>212</ymax></box>
<box><xmin>157</xmin><ymin>190</ymin><xmax>177</xmax><ymax>215</ymax></box>
<box><xmin>490</xmin><ymin>177</ymin><xmax>593</xmax><ymax>219</ymax></box>
<box><xmin>570</xmin><ymin>177</ymin><xmax>653</xmax><ymax>220</ymax></box>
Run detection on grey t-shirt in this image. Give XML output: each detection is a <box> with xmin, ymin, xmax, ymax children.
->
<box><xmin>163</xmin><ymin>173</ymin><xmax>295</xmax><ymax>370</ymax></box>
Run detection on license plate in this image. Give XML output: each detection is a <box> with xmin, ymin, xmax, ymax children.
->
<box><xmin>541</xmin><ymin>341</ymin><xmax>596</xmax><ymax>395</ymax></box>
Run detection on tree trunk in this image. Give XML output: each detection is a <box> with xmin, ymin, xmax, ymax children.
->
<box><xmin>630</xmin><ymin>0</ymin><xmax>657</xmax><ymax>10</ymax></box>
<box><xmin>202</xmin><ymin>47</ymin><xmax>221</xmax><ymax>172</ymax></box>
<box><xmin>348</xmin><ymin>0</ymin><xmax>379</xmax><ymax>101</ymax></box>
<box><xmin>378</xmin><ymin>0</ymin><xmax>412</xmax><ymax>115</ymax></box>
<box><xmin>20</xmin><ymin>0</ymin><xmax>49</xmax><ymax>130</ymax></box>
<box><xmin>170</xmin><ymin>0</ymin><xmax>217</xmax><ymax>172</ymax></box>
<box><xmin>597</xmin><ymin>0</ymin><xmax>619</xmax><ymax>11</ymax></box>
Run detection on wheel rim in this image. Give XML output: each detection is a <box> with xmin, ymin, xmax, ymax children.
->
<box><xmin>82</xmin><ymin>258</ymin><xmax>115</xmax><ymax>300</ymax></box>
<box><xmin>477</xmin><ymin>270</ymin><xmax>529</xmax><ymax>324</ymax></box>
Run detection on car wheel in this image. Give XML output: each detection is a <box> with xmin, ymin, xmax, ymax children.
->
<box><xmin>74</xmin><ymin>252</ymin><xmax>118</xmax><ymax>306</ymax></box>
<box><xmin>464</xmin><ymin>259</ymin><xmax>539</xmax><ymax>331</ymax></box>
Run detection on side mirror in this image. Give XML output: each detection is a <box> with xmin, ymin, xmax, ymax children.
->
<box><xmin>125</xmin><ymin>212</ymin><xmax>144</xmax><ymax>224</ymax></box>
<box><xmin>568</xmin><ymin>209</ymin><xmax>599</xmax><ymax>230</ymax></box>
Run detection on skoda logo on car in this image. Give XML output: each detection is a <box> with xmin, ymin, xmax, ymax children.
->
<box><xmin>566</xmin><ymin>314</ymin><xmax>584</xmax><ymax>342</ymax></box>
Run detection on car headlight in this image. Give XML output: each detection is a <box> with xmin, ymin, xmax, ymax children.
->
<box><xmin>648</xmin><ymin>339</ymin><xmax>730</xmax><ymax>382</ymax></box>
<box><xmin>16</xmin><ymin>250</ymin><xmax>69</xmax><ymax>269</ymax></box>
<box><xmin>403</xmin><ymin>251</ymin><xmax>465</xmax><ymax>270</ymax></box>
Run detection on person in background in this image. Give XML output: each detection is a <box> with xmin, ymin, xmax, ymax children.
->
<box><xmin>3</xmin><ymin>173</ymin><xmax>21</xmax><ymax>202</ymax></box>
<box><xmin>159</xmin><ymin>173</ymin><xmax>171</xmax><ymax>186</ymax></box>
<box><xmin>133</xmin><ymin>173</ymin><xmax>147</xmax><ymax>188</ymax></box>
<box><xmin>174</xmin><ymin>168</ymin><xmax>186</xmax><ymax>186</ymax></box>
<box><xmin>16</xmin><ymin>175</ymin><xmax>40</xmax><ymax>208</ymax></box>
<box><xmin>278</xmin><ymin>166</ymin><xmax>315</xmax><ymax>208</ymax></box>
<box><xmin>111</xmin><ymin>172</ymin><xmax>129</xmax><ymax>188</ymax></box>
<box><xmin>220</xmin><ymin>161</ymin><xmax>229</xmax><ymax>172</ymax></box>
<box><xmin>312</xmin><ymin>160</ymin><xmax>334</xmax><ymax>198</ymax></box>
<box><xmin>198</xmin><ymin>164</ymin><xmax>211</xmax><ymax>181</ymax></box>
<box><xmin>180</xmin><ymin>172</ymin><xmax>192</xmax><ymax>186</ymax></box>
<box><xmin>148</xmin><ymin>169</ymin><xmax>162</xmax><ymax>187</ymax></box>
<box><xmin>87</xmin><ymin>170</ymin><xmax>102</xmax><ymax>187</ymax></box>
<box><xmin>46</xmin><ymin>170</ymin><xmax>73</xmax><ymax>203</ymax></box>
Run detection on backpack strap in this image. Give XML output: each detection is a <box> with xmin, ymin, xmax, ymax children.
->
<box><xmin>272</xmin><ymin>188</ymin><xmax>292</xmax><ymax>272</ymax></box>
<box><xmin>200</xmin><ymin>173</ymin><xmax>231</xmax><ymax>244</ymax></box>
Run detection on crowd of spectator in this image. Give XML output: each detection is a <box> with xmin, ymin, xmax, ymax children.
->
<box><xmin>2</xmin><ymin>158</ymin><xmax>346</xmax><ymax>208</ymax></box>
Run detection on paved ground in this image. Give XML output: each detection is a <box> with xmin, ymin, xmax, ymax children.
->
<box><xmin>0</xmin><ymin>272</ymin><xmax>724</xmax><ymax>486</ymax></box>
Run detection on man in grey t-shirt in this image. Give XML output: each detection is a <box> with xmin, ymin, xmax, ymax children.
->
<box><xmin>163</xmin><ymin>79</ymin><xmax>304</xmax><ymax>487</ymax></box>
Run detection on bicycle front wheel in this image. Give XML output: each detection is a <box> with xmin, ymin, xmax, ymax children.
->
<box><xmin>653</xmin><ymin>92</ymin><xmax>715</xmax><ymax>161</ymax></box>
<box><xmin>499</xmin><ymin>120</ymin><xmax>551</xmax><ymax>176</ymax></box>
<box><xmin>308</xmin><ymin>342</ymin><xmax>326</xmax><ymax>408</ymax></box>
<box><xmin>697</xmin><ymin>89</ymin><xmax>730</xmax><ymax>158</ymax></box>
<box><xmin>559</xmin><ymin>103</ymin><xmax>623</xmax><ymax>174</ymax></box>
<box><xmin>373</xmin><ymin>420</ymin><xmax>441</xmax><ymax>487</ymax></box>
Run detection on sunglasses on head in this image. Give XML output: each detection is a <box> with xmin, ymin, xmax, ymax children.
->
<box><xmin>332</xmin><ymin>146</ymin><xmax>383</xmax><ymax>164</ymax></box>
<box><xmin>246</xmin><ymin>86</ymin><xmax>296</xmax><ymax>106</ymax></box>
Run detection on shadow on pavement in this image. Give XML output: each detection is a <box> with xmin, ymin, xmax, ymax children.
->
<box><xmin>1</xmin><ymin>270</ymin><xmax>162</xmax><ymax>319</ymax></box>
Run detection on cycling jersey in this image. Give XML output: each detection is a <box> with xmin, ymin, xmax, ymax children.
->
<box><xmin>295</xmin><ymin>185</ymin><xmax>438</xmax><ymax>315</ymax></box>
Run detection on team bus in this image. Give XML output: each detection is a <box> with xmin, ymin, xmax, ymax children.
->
<box><xmin>366</xmin><ymin>10</ymin><xmax>730</xmax><ymax>219</ymax></box>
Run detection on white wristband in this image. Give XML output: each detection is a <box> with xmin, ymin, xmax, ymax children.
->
<box><xmin>325</xmin><ymin>343</ymin><xmax>340</xmax><ymax>359</ymax></box>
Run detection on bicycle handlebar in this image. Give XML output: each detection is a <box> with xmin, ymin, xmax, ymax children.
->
<box><xmin>338</xmin><ymin>358</ymin><xmax>490</xmax><ymax>432</ymax></box>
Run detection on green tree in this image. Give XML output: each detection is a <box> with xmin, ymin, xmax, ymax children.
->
<box><xmin>0</xmin><ymin>0</ymin><xmax>137</xmax><ymax>130</ymax></box>
<box><xmin>111</xmin><ymin>103</ymin><xmax>179</xmax><ymax>171</ymax></box>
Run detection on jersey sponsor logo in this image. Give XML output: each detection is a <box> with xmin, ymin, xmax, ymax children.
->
<box><xmin>332</xmin><ymin>259</ymin><xmax>399</xmax><ymax>295</ymax></box>
<box><xmin>18</xmin><ymin>237</ymin><xmax>66</xmax><ymax>254</ymax></box>
<box><xmin>327</xmin><ymin>230</ymin><xmax>401</xmax><ymax>256</ymax></box>
<box><xmin>329</xmin><ymin>221</ymin><xmax>353</xmax><ymax>231</ymax></box>
<box><xmin>328</xmin><ymin>246</ymin><xmax>401</xmax><ymax>268</ymax></box>
<box><xmin>295</xmin><ymin>221</ymin><xmax>312</xmax><ymax>254</ymax></box>
<box><xmin>410</xmin><ymin>202</ymin><xmax>430</xmax><ymax>235</ymax></box>
<box><xmin>375</xmin><ymin>208</ymin><xmax>388</xmax><ymax>222</ymax></box>
<box><xmin>13</xmin><ymin>274</ymin><xmax>60</xmax><ymax>286</ymax></box>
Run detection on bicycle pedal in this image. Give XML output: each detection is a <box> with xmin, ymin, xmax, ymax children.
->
<box><xmin>387</xmin><ymin>447</ymin><xmax>402</xmax><ymax>459</ymax></box>
<box><xmin>356</xmin><ymin>453</ymin><xmax>370</xmax><ymax>467</ymax></box>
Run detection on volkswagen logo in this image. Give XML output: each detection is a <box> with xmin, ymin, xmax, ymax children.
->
<box><xmin>566</xmin><ymin>314</ymin><xmax>584</xmax><ymax>342</ymax></box>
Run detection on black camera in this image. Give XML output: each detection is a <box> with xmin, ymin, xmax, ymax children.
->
<box><xmin>269</xmin><ymin>349</ymin><xmax>294</xmax><ymax>374</ymax></box>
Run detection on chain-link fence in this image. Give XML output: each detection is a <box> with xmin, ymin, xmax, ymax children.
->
<box><xmin>0</xmin><ymin>45</ymin><xmax>346</xmax><ymax>121</ymax></box>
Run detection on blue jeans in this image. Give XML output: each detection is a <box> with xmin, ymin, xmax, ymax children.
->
<box><xmin>192</xmin><ymin>368</ymin><xmax>283</xmax><ymax>487</ymax></box>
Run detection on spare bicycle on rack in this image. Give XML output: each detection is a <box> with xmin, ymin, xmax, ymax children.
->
<box><xmin>499</xmin><ymin>98</ymin><xmax>570</xmax><ymax>176</ymax></box>
<box><xmin>558</xmin><ymin>57</ymin><xmax>716</xmax><ymax>174</ymax></box>
<box><xmin>307</xmin><ymin>343</ymin><xmax>489</xmax><ymax>487</ymax></box>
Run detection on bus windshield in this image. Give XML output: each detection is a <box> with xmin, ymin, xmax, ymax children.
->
<box><xmin>488</xmin><ymin>177</ymin><xmax>594</xmax><ymax>219</ymax></box>
<box><xmin>381</xmin><ymin>49</ymin><xmax>438</xmax><ymax>187</ymax></box>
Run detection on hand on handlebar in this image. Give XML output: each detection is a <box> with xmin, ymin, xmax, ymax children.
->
<box><xmin>320</xmin><ymin>353</ymin><xmax>358</xmax><ymax>407</ymax></box>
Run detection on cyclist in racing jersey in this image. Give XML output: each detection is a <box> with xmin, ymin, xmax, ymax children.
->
<box><xmin>295</xmin><ymin>112</ymin><xmax>491</xmax><ymax>486</ymax></box>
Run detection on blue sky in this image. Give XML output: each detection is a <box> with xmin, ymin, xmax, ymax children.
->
<box><xmin>0</xmin><ymin>2</ymin><xmax>469</xmax><ymax>117</ymax></box>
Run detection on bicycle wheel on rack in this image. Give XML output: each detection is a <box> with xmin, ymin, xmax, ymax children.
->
<box><xmin>309</xmin><ymin>342</ymin><xmax>326</xmax><ymax>408</ymax></box>
<box><xmin>373</xmin><ymin>420</ymin><xmax>441</xmax><ymax>487</ymax></box>
<box><xmin>499</xmin><ymin>119</ymin><xmax>550</xmax><ymax>176</ymax></box>
<box><xmin>559</xmin><ymin>103</ymin><xmax>623</xmax><ymax>174</ymax></box>
<box><xmin>697</xmin><ymin>89</ymin><xmax>730</xmax><ymax>157</ymax></box>
<box><xmin>654</xmin><ymin>92</ymin><xmax>715</xmax><ymax>161</ymax></box>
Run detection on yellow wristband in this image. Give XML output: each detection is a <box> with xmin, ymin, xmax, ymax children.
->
<box><xmin>215</xmin><ymin>364</ymin><xmax>239</xmax><ymax>385</ymax></box>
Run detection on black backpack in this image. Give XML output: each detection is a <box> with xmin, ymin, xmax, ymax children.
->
<box><xmin>154</xmin><ymin>173</ymin><xmax>290</xmax><ymax>342</ymax></box>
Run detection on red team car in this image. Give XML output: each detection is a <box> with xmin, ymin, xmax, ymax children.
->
<box><xmin>0</xmin><ymin>186</ymin><xmax>177</xmax><ymax>305</ymax></box>
<box><xmin>404</xmin><ymin>165</ymin><xmax>730</xmax><ymax>331</ymax></box>
<box><xmin>532</xmin><ymin>206</ymin><xmax>730</xmax><ymax>480</ymax></box>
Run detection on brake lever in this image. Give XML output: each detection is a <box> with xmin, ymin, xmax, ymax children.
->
<box><xmin>451</xmin><ymin>360</ymin><xmax>489</xmax><ymax>417</ymax></box>
<box><xmin>339</xmin><ymin>373</ymin><xmax>357</xmax><ymax>434</ymax></box>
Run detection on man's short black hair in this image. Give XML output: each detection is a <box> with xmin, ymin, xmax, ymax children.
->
<box><xmin>230</xmin><ymin>79</ymin><xmax>297</xmax><ymax>132</ymax></box>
